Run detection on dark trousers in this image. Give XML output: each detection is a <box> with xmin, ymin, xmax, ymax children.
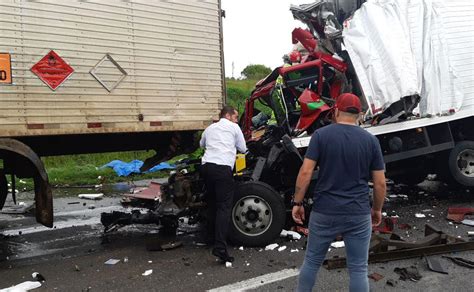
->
<box><xmin>201</xmin><ymin>163</ymin><xmax>234</xmax><ymax>251</ymax></box>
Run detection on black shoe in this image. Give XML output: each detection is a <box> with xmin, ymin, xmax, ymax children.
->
<box><xmin>212</xmin><ymin>248</ymin><xmax>234</xmax><ymax>263</ymax></box>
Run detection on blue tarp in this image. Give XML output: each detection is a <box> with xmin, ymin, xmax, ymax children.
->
<box><xmin>101</xmin><ymin>160</ymin><xmax>175</xmax><ymax>177</ymax></box>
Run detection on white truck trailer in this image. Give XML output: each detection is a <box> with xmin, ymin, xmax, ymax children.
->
<box><xmin>0</xmin><ymin>0</ymin><xmax>225</xmax><ymax>227</ymax></box>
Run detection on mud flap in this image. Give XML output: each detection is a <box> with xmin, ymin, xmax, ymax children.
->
<box><xmin>0</xmin><ymin>138</ymin><xmax>53</xmax><ymax>227</ymax></box>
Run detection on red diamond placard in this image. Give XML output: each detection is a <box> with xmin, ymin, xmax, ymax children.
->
<box><xmin>31</xmin><ymin>50</ymin><xmax>74</xmax><ymax>90</ymax></box>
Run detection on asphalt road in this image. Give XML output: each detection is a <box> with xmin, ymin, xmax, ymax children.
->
<box><xmin>0</xmin><ymin>180</ymin><xmax>473</xmax><ymax>291</ymax></box>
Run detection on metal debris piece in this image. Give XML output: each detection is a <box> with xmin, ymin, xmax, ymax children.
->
<box><xmin>324</xmin><ymin>224</ymin><xmax>474</xmax><ymax>269</ymax></box>
<box><xmin>447</xmin><ymin>207</ymin><xmax>474</xmax><ymax>223</ymax></box>
<box><xmin>425</xmin><ymin>257</ymin><xmax>448</xmax><ymax>274</ymax></box>
<box><xmin>394</xmin><ymin>266</ymin><xmax>422</xmax><ymax>281</ymax></box>
<box><xmin>442</xmin><ymin>256</ymin><xmax>474</xmax><ymax>269</ymax></box>
<box><xmin>368</xmin><ymin>272</ymin><xmax>384</xmax><ymax>281</ymax></box>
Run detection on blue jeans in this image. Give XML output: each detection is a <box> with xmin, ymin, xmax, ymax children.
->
<box><xmin>297</xmin><ymin>211</ymin><xmax>372</xmax><ymax>292</ymax></box>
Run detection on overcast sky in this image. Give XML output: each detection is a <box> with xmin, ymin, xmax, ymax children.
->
<box><xmin>221</xmin><ymin>0</ymin><xmax>311</xmax><ymax>78</ymax></box>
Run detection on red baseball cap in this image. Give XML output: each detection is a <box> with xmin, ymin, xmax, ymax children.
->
<box><xmin>335</xmin><ymin>93</ymin><xmax>361</xmax><ymax>114</ymax></box>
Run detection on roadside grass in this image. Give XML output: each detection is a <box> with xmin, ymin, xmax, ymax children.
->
<box><xmin>11</xmin><ymin>150</ymin><xmax>169</xmax><ymax>192</ymax></box>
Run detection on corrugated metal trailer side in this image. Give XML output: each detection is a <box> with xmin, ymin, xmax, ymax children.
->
<box><xmin>0</xmin><ymin>0</ymin><xmax>224</xmax><ymax>137</ymax></box>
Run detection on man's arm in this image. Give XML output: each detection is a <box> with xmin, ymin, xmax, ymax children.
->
<box><xmin>199</xmin><ymin>130</ymin><xmax>206</xmax><ymax>148</ymax></box>
<box><xmin>235</xmin><ymin>126</ymin><xmax>247</xmax><ymax>153</ymax></box>
<box><xmin>371</xmin><ymin>170</ymin><xmax>386</xmax><ymax>227</ymax></box>
<box><xmin>292</xmin><ymin>158</ymin><xmax>317</xmax><ymax>224</ymax></box>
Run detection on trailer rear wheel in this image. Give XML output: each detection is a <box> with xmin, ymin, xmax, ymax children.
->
<box><xmin>448</xmin><ymin>141</ymin><xmax>474</xmax><ymax>187</ymax></box>
<box><xmin>229</xmin><ymin>182</ymin><xmax>285</xmax><ymax>246</ymax></box>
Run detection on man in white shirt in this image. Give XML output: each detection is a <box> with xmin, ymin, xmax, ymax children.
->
<box><xmin>200</xmin><ymin>105</ymin><xmax>247</xmax><ymax>263</ymax></box>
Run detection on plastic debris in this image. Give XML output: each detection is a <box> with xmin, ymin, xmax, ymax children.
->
<box><xmin>142</xmin><ymin>269</ymin><xmax>153</xmax><ymax>276</ymax></box>
<box><xmin>278</xmin><ymin>246</ymin><xmax>287</xmax><ymax>252</ymax></box>
<box><xmin>0</xmin><ymin>281</ymin><xmax>42</xmax><ymax>291</ymax></box>
<box><xmin>123</xmin><ymin>257</ymin><xmax>129</xmax><ymax>263</ymax></box>
<box><xmin>31</xmin><ymin>272</ymin><xmax>45</xmax><ymax>282</ymax></box>
<box><xmin>197</xmin><ymin>272</ymin><xmax>203</xmax><ymax>276</ymax></box>
<box><xmin>461</xmin><ymin>219</ymin><xmax>474</xmax><ymax>227</ymax></box>
<box><xmin>104</xmin><ymin>259</ymin><xmax>120</xmax><ymax>265</ymax></box>
<box><xmin>74</xmin><ymin>265</ymin><xmax>80</xmax><ymax>272</ymax></box>
<box><xmin>280</xmin><ymin>230</ymin><xmax>302</xmax><ymax>240</ymax></box>
<box><xmin>290</xmin><ymin>249</ymin><xmax>299</xmax><ymax>253</ymax></box>
<box><xmin>78</xmin><ymin>193</ymin><xmax>103</xmax><ymax>200</ymax></box>
<box><xmin>148</xmin><ymin>260</ymin><xmax>152</xmax><ymax>264</ymax></box>
<box><xmin>330</xmin><ymin>241</ymin><xmax>345</xmax><ymax>248</ymax></box>
<box><xmin>225</xmin><ymin>262</ymin><xmax>232</xmax><ymax>268</ymax></box>
<box><xmin>415</xmin><ymin>213</ymin><xmax>426</xmax><ymax>218</ymax></box>
<box><xmin>265</xmin><ymin>243</ymin><xmax>279</xmax><ymax>251</ymax></box>
<box><xmin>239</xmin><ymin>246</ymin><xmax>244</xmax><ymax>251</ymax></box>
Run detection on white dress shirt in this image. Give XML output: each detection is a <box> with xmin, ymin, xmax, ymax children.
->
<box><xmin>200</xmin><ymin>118</ymin><xmax>247</xmax><ymax>168</ymax></box>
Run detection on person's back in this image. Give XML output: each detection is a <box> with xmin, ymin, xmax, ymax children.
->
<box><xmin>292</xmin><ymin>93</ymin><xmax>387</xmax><ymax>292</ymax></box>
<box><xmin>307</xmin><ymin>123</ymin><xmax>382</xmax><ymax>215</ymax></box>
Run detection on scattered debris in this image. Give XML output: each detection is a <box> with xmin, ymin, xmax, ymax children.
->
<box><xmin>461</xmin><ymin>219</ymin><xmax>474</xmax><ymax>227</ymax></box>
<box><xmin>123</xmin><ymin>257</ymin><xmax>129</xmax><ymax>263</ymax></box>
<box><xmin>425</xmin><ymin>257</ymin><xmax>448</xmax><ymax>274</ymax></box>
<box><xmin>124</xmin><ymin>182</ymin><xmax>162</xmax><ymax>201</ymax></box>
<box><xmin>447</xmin><ymin>207</ymin><xmax>474</xmax><ymax>223</ymax></box>
<box><xmin>142</xmin><ymin>269</ymin><xmax>153</xmax><ymax>276</ymax></box>
<box><xmin>330</xmin><ymin>241</ymin><xmax>345</xmax><ymax>248</ymax></box>
<box><xmin>278</xmin><ymin>246</ymin><xmax>287</xmax><ymax>252</ymax></box>
<box><xmin>386</xmin><ymin>279</ymin><xmax>397</xmax><ymax>287</ymax></box>
<box><xmin>290</xmin><ymin>249</ymin><xmax>299</xmax><ymax>253</ymax></box>
<box><xmin>88</xmin><ymin>205</ymin><xmax>96</xmax><ymax>210</ymax></box>
<box><xmin>225</xmin><ymin>262</ymin><xmax>232</xmax><ymax>268</ymax></box>
<box><xmin>31</xmin><ymin>272</ymin><xmax>46</xmax><ymax>282</ymax></box>
<box><xmin>394</xmin><ymin>266</ymin><xmax>422</xmax><ymax>282</ymax></box>
<box><xmin>78</xmin><ymin>193</ymin><xmax>103</xmax><ymax>200</ymax></box>
<box><xmin>67</xmin><ymin>201</ymin><xmax>80</xmax><ymax>205</ymax></box>
<box><xmin>146</xmin><ymin>239</ymin><xmax>183</xmax><ymax>251</ymax></box>
<box><xmin>415</xmin><ymin>213</ymin><xmax>426</xmax><ymax>218</ymax></box>
<box><xmin>368</xmin><ymin>272</ymin><xmax>384</xmax><ymax>282</ymax></box>
<box><xmin>74</xmin><ymin>265</ymin><xmax>81</xmax><ymax>272</ymax></box>
<box><xmin>239</xmin><ymin>246</ymin><xmax>244</xmax><ymax>251</ymax></box>
<box><xmin>468</xmin><ymin>231</ymin><xmax>474</xmax><ymax>237</ymax></box>
<box><xmin>0</xmin><ymin>281</ymin><xmax>42</xmax><ymax>291</ymax></box>
<box><xmin>104</xmin><ymin>259</ymin><xmax>120</xmax><ymax>265</ymax></box>
<box><xmin>1</xmin><ymin>202</ymin><xmax>34</xmax><ymax>214</ymax></box>
<box><xmin>280</xmin><ymin>229</ymin><xmax>302</xmax><ymax>240</ymax></box>
<box><xmin>197</xmin><ymin>272</ymin><xmax>203</xmax><ymax>276</ymax></box>
<box><xmin>148</xmin><ymin>261</ymin><xmax>152</xmax><ymax>264</ymax></box>
<box><xmin>398</xmin><ymin>223</ymin><xmax>411</xmax><ymax>230</ymax></box>
<box><xmin>442</xmin><ymin>256</ymin><xmax>474</xmax><ymax>269</ymax></box>
<box><xmin>324</xmin><ymin>224</ymin><xmax>474</xmax><ymax>269</ymax></box>
<box><xmin>265</xmin><ymin>243</ymin><xmax>279</xmax><ymax>251</ymax></box>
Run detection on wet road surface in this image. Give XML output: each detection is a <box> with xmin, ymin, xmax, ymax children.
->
<box><xmin>0</xmin><ymin>180</ymin><xmax>473</xmax><ymax>291</ymax></box>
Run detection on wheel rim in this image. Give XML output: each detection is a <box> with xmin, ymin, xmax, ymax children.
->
<box><xmin>232</xmin><ymin>195</ymin><xmax>272</xmax><ymax>237</ymax></box>
<box><xmin>456</xmin><ymin>149</ymin><xmax>474</xmax><ymax>178</ymax></box>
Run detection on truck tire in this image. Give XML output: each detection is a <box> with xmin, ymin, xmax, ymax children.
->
<box><xmin>0</xmin><ymin>171</ymin><xmax>7</xmax><ymax>209</ymax></box>
<box><xmin>448</xmin><ymin>141</ymin><xmax>474</xmax><ymax>187</ymax></box>
<box><xmin>229</xmin><ymin>182</ymin><xmax>285</xmax><ymax>246</ymax></box>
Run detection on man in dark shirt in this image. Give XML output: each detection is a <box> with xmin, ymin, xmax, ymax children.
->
<box><xmin>292</xmin><ymin>93</ymin><xmax>386</xmax><ymax>292</ymax></box>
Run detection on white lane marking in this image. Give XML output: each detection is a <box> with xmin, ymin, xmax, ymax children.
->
<box><xmin>207</xmin><ymin>268</ymin><xmax>299</xmax><ymax>292</ymax></box>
